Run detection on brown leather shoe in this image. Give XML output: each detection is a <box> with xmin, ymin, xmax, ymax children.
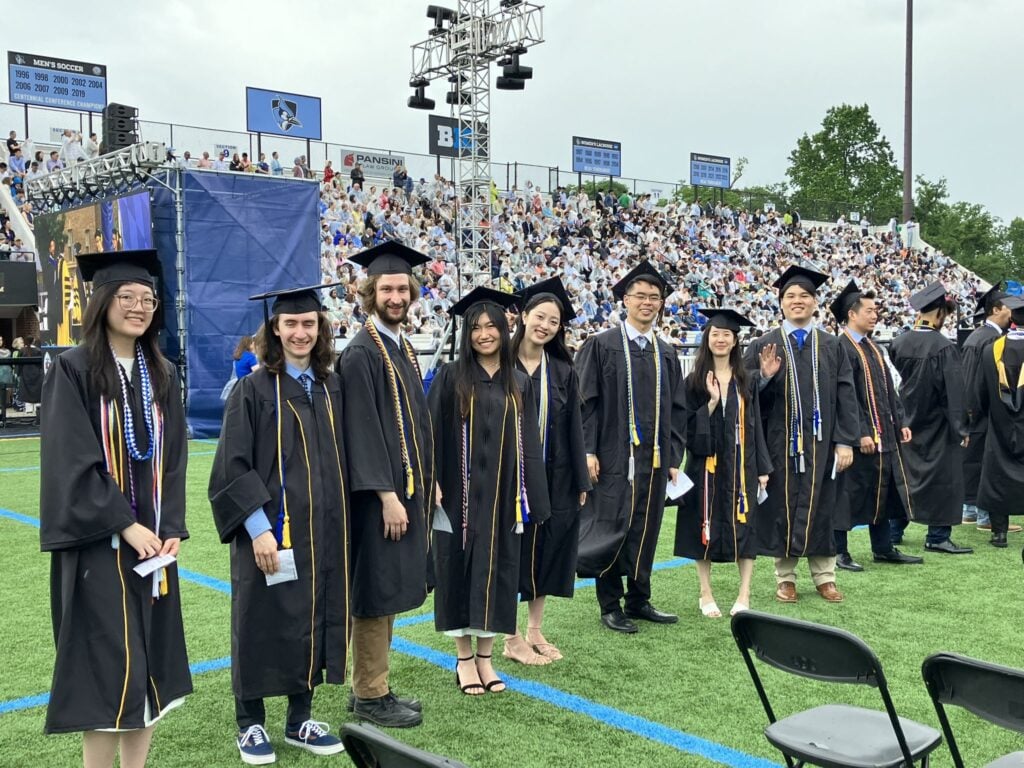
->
<box><xmin>816</xmin><ymin>582</ymin><xmax>844</xmax><ymax>602</ymax></box>
<box><xmin>775</xmin><ymin>581</ymin><xmax>798</xmax><ymax>603</ymax></box>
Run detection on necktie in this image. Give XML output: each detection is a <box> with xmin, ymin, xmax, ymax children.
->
<box><xmin>299</xmin><ymin>373</ymin><xmax>314</xmax><ymax>404</ymax></box>
<box><xmin>636</xmin><ymin>336</ymin><xmax>648</xmax><ymax>351</ymax></box>
<box><xmin>792</xmin><ymin>329</ymin><xmax>807</xmax><ymax>350</ymax></box>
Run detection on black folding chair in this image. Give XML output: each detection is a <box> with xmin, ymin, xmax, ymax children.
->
<box><xmin>922</xmin><ymin>652</ymin><xmax>1024</xmax><ymax>767</ymax></box>
<box><xmin>731</xmin><ymin>610</ymin><xmax>941</xmax><ymax>768</ymax></box>
<box><xmin>341</xmin><ymin>723</ymin><xmax>470</xmax><ymax>768</ymax></box>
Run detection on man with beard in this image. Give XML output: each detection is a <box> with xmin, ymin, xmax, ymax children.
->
<box><xmin>829</xmin><ymin>280</ymin><xmax>922</xmax><ymax>570</ymax></box>
<box><xmin>336</xmin><ymin>241</ymin><xmax>434</xmax><ymax>728</ymax></box>
<box><xmin>961</xmin><ymin>283</ymin><xmax>1024</xmax><ymax>535</ymax></box>
<box><xmin>576</xmin><ymin>261</ymin><xmax>686</xmax><ymax>633</ymax></box>
<box><xmin>888</xmin><ymin>282</ymin><xmax>973</xmax><ymax>554</ymax></box>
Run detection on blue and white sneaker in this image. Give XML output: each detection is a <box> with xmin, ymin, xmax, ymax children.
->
<box><xmin>237</xmin><ymin>724</ymin><xmax>276</xmax><ymax>765</ymax></box>
<box><xmin>284</xmin><ymin>720</ymin><xmax>345</xmax><ymax>756</ymax></box>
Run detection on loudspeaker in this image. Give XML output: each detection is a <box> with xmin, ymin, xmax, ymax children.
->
<box><xmin>101</xmin><ymin>103</ymin><xmax>139</xmax><ymax>154</ymax></box>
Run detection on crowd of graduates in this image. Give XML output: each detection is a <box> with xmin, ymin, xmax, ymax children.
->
<box><xmin>37</xmin><ymin>232</ymin><xmax>1023</xmax><ymax>767</ymax></box>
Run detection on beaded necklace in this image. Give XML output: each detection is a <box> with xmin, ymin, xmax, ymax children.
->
<box><xmin>779</xmin><ymin>326</ymin><xmax>821</xmax><ymax>473</ymax></box>
<box><xmin>112</xmin><ymin>344</ymin><xmax>155</xmax><ymax>461</ymax></box>
<box><xmin>619</xmin><ymin>322</ymin><xmax>662</xmax><ymax>484</ymax></box>
<box><xmin>365</xmin><ymin>318</ymin><xmax>418</xmax><ymax>498</ymax></box>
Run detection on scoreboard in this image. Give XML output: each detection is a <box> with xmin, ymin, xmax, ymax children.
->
<box><xmin>8</xmin><ymin>51</ymin><xmax>107</xmax><ymax>113</ymax></box>
<box><xmin>572</xmin><ymin>136</ymin><xmax>621</xmax><ymax>176</ymax></box>
<box><xmin>689</xmin><ymin>152</ymin><xmax>731</xmax><ymax>189</ymax></box>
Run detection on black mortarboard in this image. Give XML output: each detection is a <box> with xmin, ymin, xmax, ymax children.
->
<box><xmin>249</xmin><ymin>282</ymin><xmax>342</xmax><ymax>327</ymax></box>
<box><xmin>908</xmin><ymin>281</ymin><xmax>953</xmax><ymax>312</ymax></box>
<box><xmin>516</xmin><ymin>277</ymin><xmax>575</xmax><ymax>319</ymax></box>
<box><xmin>611</xmin><ymin>260</ymin><xmax>669</xmax><ymax>300</ymax></box>
<box><xmin>829</xmin><ymin>280</ymin><xmax>862</xmax><ymax>324</ymax></box>
<box><xmin>773</xmin><ymin>264</ymin><xmax>829</xmax><ymax>297</ymax></box>
<box><xmin>347</xmin><ymin>240</ymin><xmax>429</xmax><ymax>276</ymax></box>
<box><xmin>450</xmin><ymin>286</ymin><xmax>519</xmax><ymax>317</ymax></box>
<box><xmin>77</xmin><ymin>249</ymin><xmax>162</xmax><ymax>289</ymax></box>
<box><xmin>698</xmin><ymin>307</ymin><xmax>754</xmax><ymax>333</ymax></box>
<box><xmin>975</xmin><ymin>282</ymin><xmax>1008</xmax><ymax>315</ymax></box>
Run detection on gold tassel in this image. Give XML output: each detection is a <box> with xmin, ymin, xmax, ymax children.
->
<box><xmin>705</xmin><ymin>455</ymin><xmax>717</xmax><ymax>474</ymax></box>
<box><xmin>406</xmin><ymin>466</ymin><xmax>415</xmax><ymax>499</ymax></box>
<box><xmin>159</xmin><ymin>568</ymin><xmax>169</xmax><ymax>596</ymax></box>
<box><xmin>282</xmin><ymin>515</ymin><xmax>292</xmax><ymax>549</ymax></box>
<box><xmin>653</xmin><ymin>445</ymin><xmax>661</xmax><ymax>469</ymax></box>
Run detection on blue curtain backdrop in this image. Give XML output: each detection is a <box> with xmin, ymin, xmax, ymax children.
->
<box><xmin>150</xmin><ymin>170</ymin><xmax>320</xmax><ymax>437</ymax></box>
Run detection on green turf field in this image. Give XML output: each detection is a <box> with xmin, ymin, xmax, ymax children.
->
<box><xmin>1</xmin><ymin>437</ymin><xmax>1022</xmax><ymax>767</ymax></box>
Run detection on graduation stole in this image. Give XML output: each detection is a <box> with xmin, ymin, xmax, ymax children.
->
<box><xmin>536</xmin><ymin>351</ymin><xmax>551</xmax><ymax>461</ymax></box>
<box><xmin>992</xmin><ymin>335</ymin><xmax>1024</xmax><ymax>411</ymax></box>
<box><xmin>100</xmin><ymin>345</ymin><xmax>168</xmax><ymax>598</ymax></box>
<box><xmin>619</xmin><ymin>322</ymin><xmax>662</xmax><ymax>484</ymax></box>
<box><xmin>365</xmin><ymin>318</ymin><xmax>422</xmax><ymax>498</ymax></box>
<box><xmin>844</xmin><ymin>330</ymin><xmax>889</xmax><ymax>450</ymax></box>
<box><xmin>700</xmin><ymin>379</ymin><xmax>748</xmax><ymax>545</ymax></box>
<box><xmin>460</xmin><ymin>382</ymin><xmax>532</xmax><ymax>548</ymax></box>
<box><xmin>780</xmin><ymin>327</ymin><xmax>821</xmax><ymax>473</ymax></box>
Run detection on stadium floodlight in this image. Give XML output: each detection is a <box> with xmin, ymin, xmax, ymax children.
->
<box><xmin>408</xmin><ymin>86</ymin><xmax>436</xmax><ymax>110</ymax></box>
<box><xmin>495</xmin><ymin>76</ymin><xmax>525</xmax><ymax>90</ymax></box>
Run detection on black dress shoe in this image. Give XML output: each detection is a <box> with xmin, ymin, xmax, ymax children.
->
<box><xmin>600</xmin><ymin>609</ymin><xmax>639</xmax><ymax>634</ymax></box>
<box><xmin>873</xmin><ymin>548</ymin><xmax>924</xmax><ymax>564</ymax></box>
<box><xmin>348</xmin><ymin>690</ymin><xmax>422</xmax><ymax>713</ymax></box>
<box><xmin>353</xmin><ymin>693</ymin><xmax>423</xmax><ymax>728</ymax></box>
<box><xmin>924</xmin><ymin>539</ymin><xmax>973</xmax><ymax>555</ymax></box>
<box><xmin>624</xmin><ymin>603</ymin><xmax>679</xmax><ymax>624</ymax></box>
<box><xmin>991</xmin><ymin>532</ymin><xmax>1008</xmax><ymax>548</ymax></box>
<box><xmin>836</xmin><ymin>553</ymin><xmax>864</xmax><ymax>572</ymax></box>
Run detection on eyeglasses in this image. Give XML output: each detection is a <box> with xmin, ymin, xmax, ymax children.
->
<box><xmin>115</xmin><ymin>294</ymin><xmax>159</xmax><ymax>312</ymax></box>
<box><xmin>626</xmin><ymin>293</ymin><xmax>663</xmax><ymax>304</ymax></box>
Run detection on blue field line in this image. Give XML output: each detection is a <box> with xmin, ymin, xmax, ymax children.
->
<box><xmin>393</xmin><ymin>636</ymin><xmax>780</xmax><ymax>768</ymax></box>
<box><xmin>0</xmin><ymin>656</ymin><xmax>232</xmax><ymax>716</ymax></box>
<box><xmin>0</xmin><ymin>506</ymin><xmax>778</xmax><ymax>768</ymax></box>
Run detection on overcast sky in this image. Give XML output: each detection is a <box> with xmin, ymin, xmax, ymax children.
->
<box><xmin>5</xmin><ymin>0</ymin><xmax>1021</xmax><ymax>222</ymax></box>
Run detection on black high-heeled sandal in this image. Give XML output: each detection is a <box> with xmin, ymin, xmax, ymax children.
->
<box><xmin>474</xmin><ymin>654</ymin><xmax>506</xmax><ymax>693</ymax></box>
<box><xmin>455</xmin><ymin>655</ymin><xmax>485</xmax><ymax>695</ymax></box>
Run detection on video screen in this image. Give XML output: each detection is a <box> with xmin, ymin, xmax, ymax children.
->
<box><xmin>32</xmin><ymin>190</ymin><xmax>154</xmax><ymax>345</ymax></box>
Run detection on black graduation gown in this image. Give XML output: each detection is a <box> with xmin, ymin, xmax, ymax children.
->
<box><xmin>428</xmin><ymin>362</ymin><xmax>550</xmax><ymax>635</ymax></box>
<box><xmin>575</xmin><ymin>327</ymin><xmax>686</xmax><ymax>579</ymax></box>
<box><xmin>744</xmin><ymin>327</ymin><xmax>859</xmax><ymax>558</ymax></box>
<box><xmin>674</xmin><ymin>376</ymin><xmax>771</xmax><ymax>562</ymax></box>
<box><xmin>961</xmin><ymin>322</ymin><xmax>1001</xmax><ymax>505</ymax></box>
<box><xmin>970</xmin><ymin>337</ymin><xmax>1024</xmax><ymax>514</ymax></box>
<box><xmin>516</xmin><ymin>355</ymin><xmax>591</xmax><ymax>601</ymax></box>
<box><xmin>888</xmin><ymin>327</ymin><xmax>966</xmax><ymax>527</ymax></box>
<box><xmin>40</xmin><ymin>346</ymin><xmax>192</xmax><ymax>734</ymax></box>
<box><xmin>209</xmin><ymin>368</ymin><xmax>350</xmax><ymax>700</ymax></box>
<box><xmin>833</xmin><ymin>333</ymin><xmax>914</xmax><ymax>529</ymax></box>
<box><xmin>338</xmin><ymin>327</ymin><xmax>434</xmax><ymax>618</ymax></box>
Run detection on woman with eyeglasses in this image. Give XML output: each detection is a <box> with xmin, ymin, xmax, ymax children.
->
<box><xmin>39</xmin><ymin>250</ymin><xmax>191</xmax><ymax>768</ymax></box>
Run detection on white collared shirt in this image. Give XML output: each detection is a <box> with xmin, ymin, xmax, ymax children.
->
<box><xmin>623</xmin><ymin>319</ymin><xmax>654</xmax><ymax>348</ymax></box>
<box><xmin>371</xmin><ymin>314</ymin><xmax>402</xmax><ymax>347</ymax></box>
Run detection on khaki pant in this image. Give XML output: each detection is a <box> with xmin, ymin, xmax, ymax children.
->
<box><xmin>351</xmin><ymin>615</ymin><xmax>395</xmax><ymax>699</ymax></box>
<box><xmin>774</xmin><ymin>556</ymin><xmax>836</xmax><ymax>588</ymax></box>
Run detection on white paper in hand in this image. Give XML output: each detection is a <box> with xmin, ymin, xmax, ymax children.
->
<box><xmin>666</xmin><ymin>473</ymin><xmax>694</xmax><ymax>500</ymax></box>
<box><xmin>265</xmin><ymin>548</ymin><xmax>299</xmax><ymax>586</ymax></box>
<box><xmin>831</xmin><ymin>455</ymin><xmax>839</xmax><ymax>480</ymax></box>
<box><xmin>757</xmin><ymin>486</ymin><xmax>769</xmax><ymax>505</ymax></box>
<box><xmin>432</xmin><ymin>505</ymin><xmax>454</xmax><ymax>534</ymax></box>
<box><xmin>133</xmin><ymin>554</ymin><xmax>176</xmax><ymax>578</ymax></box>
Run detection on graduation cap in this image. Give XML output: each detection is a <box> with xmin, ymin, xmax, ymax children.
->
<box><xmin>249</xmin><ymin>282</ymin><xmax>343</xmax><ymax>327</ymax></box>
<box><xmin>347</xmin><ymin>240</ymin><xmax>429</xmax><ymax>276</ymax></box>
<box><xmin>973</xmin><ymin>282</ymin><xmax>1024</xmax><ymax>316</ymax></box>
<box><xmin>516</xmin><ymin>277</ymin><xmax>575</xmax><ymax>319</ymax></box>
<box><xmin>829</xmin><ymin>279</ymin><xmax>862</xmax><ymax>324</ymax></box>
<box><xmin>908</xmin><ymin>281</ymin><xmax>954</xmax><ymax>313</ymax></box>
<box><xmin>77</xmin><ymin>249</ymin><xmax>162</xmax><ymax>289</ymax></box>
<box><xmin>450</xmin><ymin>286</ymin><xmax>519</xmax><ymax>317</ymax></box>
<box><xmin>773</xmin><ymin>264</ymin><xmax>829</xmax><ymax>297</ymax></box>
<box><xmin>612</xmin><ymin>260</ymin><xmax>669</xmax><ymax>301</ymax></box>
<box><xmin>698</xmin><ymin>307</ymin><xmax>754</xmax><ymax>333</ymax></box>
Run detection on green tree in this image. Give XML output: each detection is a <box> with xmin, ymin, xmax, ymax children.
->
<box><xmin>786</xmin><ymin>104</ymin><xmax>902</xmax><ymax>221</ymax></box>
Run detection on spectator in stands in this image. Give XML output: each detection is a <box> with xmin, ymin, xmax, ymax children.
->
<box><xmin>240</xmin><ymin>153</ymin><xmax>252</xmax><ymax>172</ymax></box>
<box><xmin>323</xmin><ymin>160</ymin><xmax>334</xmax><ymax>183</ymax></box>
<box><xmin>255</xmin><ymin>153</ymin><xmax>270</xmax><ymax>174</ymax></box>
<box><xmin>292</xmin><ymin>157</ymin><xmax>303</xmax><ymax>178</ymax></box>
<box><xmin>213</xmin><ymin>151</ymin><xmax>229</xmax><ymax>171</ymax></box>
<box><xmin>350</xmin><ymin>162</ymin><xmax>365</xmax><ymax>188</ymax></box>
<box><xmin>229</xmin><ymin>153</ymin><xmax>242</xmax><ymax>172</ymax></box>
<box><xmin>9</xmin><ymin>148</ymin><xmax>26</xmax><ymax>176</ymax></box>
<box><xmin>270</xmin><ymin>151</ymin><xmax>283</xmax><ymax>176</ymax></box>
<box><xmin>233</xmin><ymin>335</ymin><xmax>259</xmax><ymax>378</ymax></box>
<box><xmin>392</xmin><ymin>165</ymin><xmax>408</xmax><ymax>191</ymax></box>
<box><xmin>85</xmin><ymin>132</ymin><xmax>100</xmax><ymax>159</ymax></box>
<box><xmin>0</xmin><ymin>161</ymin><xmax>8</xmax><ymax>182</ymax></box>
<box><xmin>16</xmin><ymin>335</ymin><xmax>42</xmax><ymax>417</ymax></box>
<box><xmin>6</xmin><ymin>130</ymin><xmax>20</xmax><ymax>156</ymax></box>
<box><xmin>60</xmin><ymin>129</ymin><xmax>88</xmax><ymax>164</ymax></box>
<box><xmin>25</xmin><ymin>160</ymin><xmax>44</xmax><ymax>182</ymax></box>
<box><xmin>197</xmin><ymin>151</ymin><xmax>213</xmax><ymax>169</ymax></box>
<box><xmin>46</xmin><ymin>150</ymin><xmax>62</xmax><ymax>173</ymax></box>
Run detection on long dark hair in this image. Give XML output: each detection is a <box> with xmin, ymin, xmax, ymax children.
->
<box><xmin>81</xmin><ymin>281</ymin><xmax>171</xmax><ymax>403</ymax></box>
<box><xmin>454</xmin><ymin>302</ymin><xmax>519</xmax><ymax>417</ymax></box>
<box><xmin>685</xmin><ymin>326</ymin><xmax>749</xmax><ymax>403</ymax></box>
<box><xmin>233</xmin><ymin>335</ymin><xmax>255</xmax><ymax>360</ymax></box>
<box><xmin>511</xmin><ymin>293</ymin><xmax>573</xmax><ymax>365</ymax></box>
<box><xmin>255</xmin><ymin>313</ymin><xmax>335</xmax><ymax>381</ymax></box>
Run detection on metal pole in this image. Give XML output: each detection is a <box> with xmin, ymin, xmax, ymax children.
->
<box><xmin>257</xmin><ymin>133</ymin><xmax>262</xmax><ymax>162</ymax></box>
<box><xmin>436</xmin><ymin>154</ymin><xmax>441</xmax><ymax>177</ymax></box>
<box><xmin>902</xmin><ymin>0</ymin><xmax>913</xmax><ymax>222</ymax></box>
<box><xmin>24</xmin><ymin>105</ymin><xmax>29</xmax><ymax>139</ymax></box>
<box><xmin>306</xmin><ymin>138</ymin><xmax>311</xmax><ymax>175</ymax></box>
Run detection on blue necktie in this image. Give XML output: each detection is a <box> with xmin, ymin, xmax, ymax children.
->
<box><xmin>636</xmin><ymin>336</ymin><xmax>648</xmax><ymax>351</ymax></box>
<box><xmin>792</xmin><ymin>329</ymin><xmax>807</xmax><ymax>351</ymax></box>
<box><xmin>299</xmin><ymin>373</ymin><xmax>313</xmax><ymax>404</ymax></box>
